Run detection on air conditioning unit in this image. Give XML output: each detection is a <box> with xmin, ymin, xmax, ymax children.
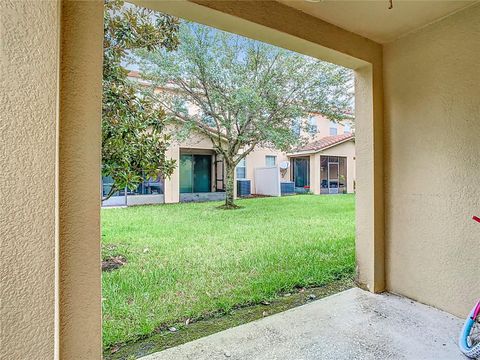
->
<box><xmin>280</xmin><ymin>181</ymin><xmax>295</xmax><ymax>195</ymax></box>
<box><xmin>237</xmin><ymin>179</ymin><xmax>251</xmax><ymax>197</ymax></box>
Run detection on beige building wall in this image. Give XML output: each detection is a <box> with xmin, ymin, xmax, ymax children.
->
<box><xmin>311</xmin><ymin>114</ymin><xmax>351</xmax><ymax>140</ymax></box>
<box><xmin>293</xmin><ymin>113</ymin><xmax>352</xmax><ymax>142</ymax></box>
<box><xmin>164</xmin><ymin>133</ymin><xmax>355</xmax><ymax>198</ymax></box>
<box><xmin>384</xmin><ymin>3</ymin><xmax>480</xmax><ymax>317</ymax></box>
<box><xmin>164</xmin><ymin>134</ymin><xmax>292</xmax><ymax>200</ymax></box>
<box><xmin>1</xmin><ymin>1</ymin><xmax>59</xmax><ymax>359</ymax></box>
<box><xmin>244</xmin><ymin>146</ymin><xmax>290</xmax><ymax>192</ymax></box>
<box><xmin>309</xmin><ymin>153</ymin><xmax>322</xmax><ymax>194</ymax></box>
<box><xmin>164</xmin><ymin>143</ymin><xmax>181</xmax><ymax>204</ymax></box>
<box><xmin>2</xmin><ymin>1</ymin><xmax>104</xmax><ymax>359</ymax></box>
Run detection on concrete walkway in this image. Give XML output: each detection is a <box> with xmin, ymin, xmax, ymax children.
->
<box><xmin>141</xmin><ymin>288</ymin><xmax>465</xmax><ymax>360</ymax></box>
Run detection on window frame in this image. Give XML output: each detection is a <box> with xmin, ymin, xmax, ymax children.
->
<box><xmin>329</xmin><ymin>120</ymin><xmax>338</xmax><ymax>135</ymax></box>
<box><xmin>344</xmin><ymin>122</ymin><xmax>351</xmax><ymax>134</ymax></box>
<box><xmin>236</xmin><ymin>158</ymin><xmax>247</xmax><ymax>179</ymax></box>
<box><xmin>308</xmin><ymin>116</ymin><xmax>318</xmax><ymax>135</ymax></box>
<box><xmin>265</xmin><ymin>155</ymin><xmax>277</xmax><ymax>167</ymax></box>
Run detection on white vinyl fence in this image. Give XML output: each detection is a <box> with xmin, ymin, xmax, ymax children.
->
<box><xmin>254</xmin><ymin>166</ymin><xmax>281</xmax><ymax>196</ymax></box>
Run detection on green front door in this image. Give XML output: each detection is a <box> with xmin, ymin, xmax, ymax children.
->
<box><xmin>180</xmin><ymin>154</ymin><xmax>212</xmax><ymax>193</ymax></box>
<box><xmin>193</xmin><ymin>155</ymin><xmax>211</xmax><ymax>193</ymax></box>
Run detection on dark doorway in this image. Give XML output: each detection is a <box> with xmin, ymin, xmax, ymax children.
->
<box><xmin>180</xmin><ymin>154</ymin><xmax>212</xmax><ymax>193</ymax></box>
<box><xmin>292</xmin><ymin>157</ymin><xmax>310</xmax><ymax>190</ymax></box>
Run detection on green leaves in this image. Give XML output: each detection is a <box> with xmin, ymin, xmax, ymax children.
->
<box><xmin>140</xmin><ymin>21</ymin><xmax>353</xmax><ymax>150</ymax></box>
<box><xmin>136</xmin><ymin>20</ymin><xmax>353</xmax><ymax>205</ymax></box>
<box><xmin>102</xmin><ymin>0</ymin><xmax>179</xmax><ymax>199</ymax></box>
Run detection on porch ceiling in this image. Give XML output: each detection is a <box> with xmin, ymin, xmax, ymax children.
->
<box><xmin>276</xmin><ymin>0</ymin><xmax>477</xmax><ymax>43</ymax></box>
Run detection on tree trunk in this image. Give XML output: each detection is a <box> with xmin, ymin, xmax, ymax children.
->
<box><xmin>223</xmin><ymin>161</ymin><xmax>237</xmax><ymax>209</ymax></box>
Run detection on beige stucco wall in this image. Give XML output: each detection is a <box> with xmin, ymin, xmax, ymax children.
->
<box><xmin>1</xmin><ymin>1</ymin><xmax>59</xmax><ymax>358</ymax></box>
<box><xmin>164</xmin><ymin>116</ymin><xmax>355</xmax><ymax>199</ymax></box>
<box><xmin>165</xmin><ymin>133</ymin><xmax>354</xmax><ymax>198</ymax></box>
<box><xmin>309</xmin><ymin>153</ymin><xmax>321</xmax><ymax>194</ymax></box>
<box><xmin>384</xmin><ymin>3</ymin><xmax>480</xmax><ymax>316</ymax></box>
<box><xmin>304</xmin><ymin>114</ymin><xmax>351</xmax><ymax>140</ymax></box>
<box><xmin>164</xmin><ymin>143</ymin><xmax>181</xmax><ymax>203</ymax></box>
<box><xmin>244</xmin><ymin>147</ymin><xmax>290</xmax><ymax>192</ymax></box>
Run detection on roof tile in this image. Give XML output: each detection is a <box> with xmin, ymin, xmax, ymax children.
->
<box><xmin>291</xmin><ymin>133</ymin><xmax>354</xmax><ymax>153</ymax></box>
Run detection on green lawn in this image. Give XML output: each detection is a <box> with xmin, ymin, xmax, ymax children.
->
<box><xmin>102</xmin><ymin>195</ymin><xmax>355</xmax><ymax>349</ymax></box>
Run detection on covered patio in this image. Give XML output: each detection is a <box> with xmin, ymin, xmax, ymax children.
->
<box><xmin>178</xmin><ymin>149</ymin><xmax>226</xmax><ymax>202</ymax></box>
<box><xmin>142</xmin><ymin>288</ymin><xmax>464</xmax><ymax>360</ymax></box>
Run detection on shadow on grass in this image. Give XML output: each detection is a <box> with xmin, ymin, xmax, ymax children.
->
<box><xmin>216</xmin><ymin>204</ymin><xmax>243</xmax><ymax>210</ymax></box>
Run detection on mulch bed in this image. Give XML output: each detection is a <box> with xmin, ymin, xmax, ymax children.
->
<box><xmin>102</xmin><ymin>255</ymin><xmax>127</xmax><ymax>272</ymax></box>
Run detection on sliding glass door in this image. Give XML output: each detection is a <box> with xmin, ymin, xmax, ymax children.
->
<box><xmin>180</xmin><ymin>154</ymin><xmax>194</xmax><ymax>193</ymax></box>
<box><xmin>180</xmin><ymin>154</ymin><xmax>212</xmax><ymax>193</ymax></box>
<box><xmin>293</xmin><ymin>157</ymin><xmax>310</xmax><ymax>189</ymax></box>
<box><xmin>193</xmin><ymin>155</ymin><xmax>211</xmax><ymax>192</ymax></box>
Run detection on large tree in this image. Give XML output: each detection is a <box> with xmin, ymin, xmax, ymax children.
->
<box><xmin>139</xmin><ymin>22</ymin><xmax>353</xmax><ymax>208</ymax></box>
<box><xmin>102</xmin><ymin>0</ymin><xmax>179</xmax><ymax>199</ymax></box>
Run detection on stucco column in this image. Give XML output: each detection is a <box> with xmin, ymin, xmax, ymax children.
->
<box><xmin>355</xmin><ymin>64</ymin><xmax>385</xmax><ymax>293</ymax></box>
<box><xmin>164</xmin><ymin>144</ymin><xmax>180</xmax><ymax>203</ymax></box>
<box><xmin>347</xmin><ymin>156</ymin><xmax>355</xmax><ymax>194</ymax></box>
<box><xmin>309</xmin><ymin>153</ymin><xmax>321</xmax><ymax>195</ymax></box>
<box><xmin>59</xmin><ymin>1</ymin><xmax>103</xmax><ymax>358</ymax></box>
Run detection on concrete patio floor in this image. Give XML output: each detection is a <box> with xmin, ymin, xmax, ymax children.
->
<box><xmin>141</xmin><ymin>287</ymin><xmax>465</xmax><ymax>360</ymax></box>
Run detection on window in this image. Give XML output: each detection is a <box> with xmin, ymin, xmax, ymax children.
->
<box><xmin>266</xmin><ymin>155</ymin><xmax>276</xmax><ymax>167</ymax></box>
<box><xmin>292</xmin><ymin>119</ymin><xmax>301</xmax><ymax>137</ymax></box>
<box><xmin>308</xmin><ymin>117</ymin><xmax>317</xmax><ymax>135</ymax></box>
<box><xmin>344</xmin><ymin>122</ymin><xmax>351</xmax><ymax>134</ymax></box>
<box><xmin>329</xmin><ymin>121</ymin><xmax>338</xmax><ymax>135</ymax></box>
<box><xmin>102</xmin><ymin>172</ymin><xmax>164</xmax><ymax>197</ymax></box>
<box><xmin>102</xmin><ymin>176</ymin><xmax>121</xmax><ymax>197</ymax></box>
<box><xmin>132</xmin><ymin>173</ymin><xmax>164</xmax><ymax>195</ymax></box>
<box><xmin>236</xmin><ymin>158</ymin><xmax>246</xmax><ymax>179</ymax></box>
